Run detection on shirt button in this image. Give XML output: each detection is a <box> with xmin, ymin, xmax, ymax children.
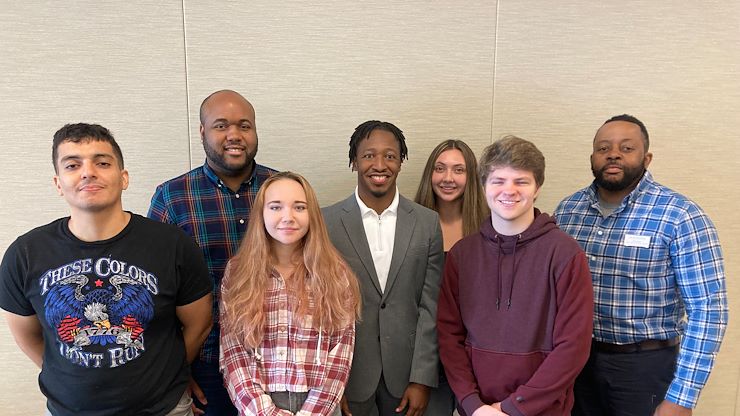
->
<box><xmin>515</xmin><ymin>396</ymin><xmax>524</xmax><ymax>402</ymax></box>
<box><xmin>597</xmin><ymin>230</ymin><xmax>603</xmax><ymax>236</ymax></box>
<box><xmin>380</xmin><ymin>303</ymin><xmax>386</xmax><ymax>309</ymax></box>
<box><xmin>235</xmin><ymin>194</ymin><xmax>240</xmax><ymax>199</ymax></box>
<box><xmin>239</xmin><ymin>219</ymin><xmax>245</xmax><ymax>224</ymax></box>
<box><xmin>590</xmin><ymin>256</ymin><xmax>596</xmax><ymax>261</ymax></box>
<box><xmin>279</xmin><ymin>326</ymin><xmax>287</xmax><ymax>332</ymax></box>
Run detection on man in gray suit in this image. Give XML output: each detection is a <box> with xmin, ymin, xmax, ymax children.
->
<box><xmin>323</xmin><ymin>120</ymin><xmax>444</xmax><ymax>416</ymax></box>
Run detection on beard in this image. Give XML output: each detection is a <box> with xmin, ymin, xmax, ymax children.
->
<box><xmin>203</xmin><ymin>139</ymin><xmax>257</xmax><ymax>177</ymax></box>
<box><xmin>591</xmin><ymin>162</ymin><xmax>645</xmax><ymax>192</ymax></box>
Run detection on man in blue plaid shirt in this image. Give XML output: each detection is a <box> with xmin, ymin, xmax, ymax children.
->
<box><xmin>554</xmin><ymin>114</ymin><xmax>727</xmax><ymax>416</ymax></box>
<box><xmin>149</xmin><ymin>90</ymin><xmax>276</xmax><ymax>415</ymax></box>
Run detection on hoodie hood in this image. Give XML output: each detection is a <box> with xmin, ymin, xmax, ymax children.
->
<box><xmin>479</xmin><ymin>208</ymin><xmax>557</xmax><ymax>309</ymax></box>
<box><xmin>480</xmin><ymin>208</ymin><xmax>558</xmax><ymax>253</ymax></box>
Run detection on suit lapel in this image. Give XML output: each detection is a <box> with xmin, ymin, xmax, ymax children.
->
<box><xmin>383</xmin><ymin>197</ymin><xmax>415</xmax><ymax>299</ymax></box>
<box><xmin>339</xmin><ymin>196</ymin><xmax>383</xmax><ymax>295</ymax></box>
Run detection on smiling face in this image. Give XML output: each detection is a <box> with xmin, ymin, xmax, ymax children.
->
<box><xmin>200</xmin><ymin>91</ymin><xmax>258</xmax><ymax>179</ymax></box>
<box><xmin>484</xmin><ymin>166</ymin><xmax>540</xmax><ymax>235</ymax></box>
<box><xmin>591</xmin><ymin>120</ymin><xmax>652</xmax><ymax>196</ymax></box>
<box><xmin>431</xmin><ymin>148</ymin><xmax>467</xmax><ymax>204</ymax></box>
<box><xmin>53</xmin><ymin>139</ymin><xmax>129</xmax><ymax>215</ymax></box>
<box><xmin>263</xmin><ymin>178</ymin><xmax>310</xmax><ymax>253</ymax></box>
<box><xmin>353</xmin><ymin>129</ymin><xmax>402</xmax><ymax>211</ymax></box>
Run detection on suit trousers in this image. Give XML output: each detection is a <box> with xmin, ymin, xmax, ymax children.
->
<box><xmin>348</xmin><ymin>374</ymin><xmax>404</xmax><ymax>416</ymax></box>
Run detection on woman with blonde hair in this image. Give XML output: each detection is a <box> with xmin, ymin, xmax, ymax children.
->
<box><xmin>415</xmin><ymin>139</ymin><xmax>487</xmax><ymax>415</ymax></box>
<box><xmin>220</xmin><ymin>171</ymin><xmax>361</xmax><ymax>416</ymax></box>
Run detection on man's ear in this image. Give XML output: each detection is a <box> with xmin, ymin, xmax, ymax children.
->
<box><xmin>643</xmin><ymin>152</ymin><xmax>653</xmax><ymax>169</ymax></box>
<box><xmin>53</xmin><ymin>176</ymin><xmax>63</xmax><ymax>196</ymax></box>
<box><xmin>121</xmin><ymin>170</ymin><xmax>129</xmax><ymax>191</ymax></box>
<box><xmin>351</xmin><ymin>160</ymin><xmax>357</xmax><ymax>172</ymax></box>
<box><xmin>199</xmin><ymin>125</ymin><xmax>205</xmax><ymax>142</ymax></box>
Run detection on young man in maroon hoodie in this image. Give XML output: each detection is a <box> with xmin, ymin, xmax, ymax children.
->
<box><xmin>437</xmin><ymin>136</ymin><xmax>594</xmax><ymax>416</ymax></box>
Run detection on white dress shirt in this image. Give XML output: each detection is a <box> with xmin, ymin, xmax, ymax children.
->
<box><xmin>354</xmin><ymin>187</ymin><xmax>399</xmax><ymax>292</ymax></box>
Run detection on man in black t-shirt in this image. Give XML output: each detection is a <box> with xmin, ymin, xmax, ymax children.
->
<box><xmin>0</xmin><ymin>123</ymin><xmax>213</xmax><ymax>416</ymax></box>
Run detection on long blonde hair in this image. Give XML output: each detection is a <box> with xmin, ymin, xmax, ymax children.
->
<box><xmin>221</xmin><ymin>171</ymin><xmax>361</xmax><ymax>348</ymax></box>
<box><xmin>414</xmin><ymin>139</ymin><xmax>488</xmax><ymax>236</ymax></box>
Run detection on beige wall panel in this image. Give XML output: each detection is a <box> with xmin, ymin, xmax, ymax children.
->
<box><xmin>0</xmin><ymin>3</ymin><xmax>188</xmax><ymax>414</ymax></box>
<box><xmin>181</xmin><ymin>1</ymin><xmax>497</xmax><ymax>206</ymax></box>
<box><xmin>492</xmin><ymin>2</ymin><xmax>740</xmax><ymax>414</ymax></box>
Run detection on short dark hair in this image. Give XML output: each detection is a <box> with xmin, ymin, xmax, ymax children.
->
<box><xmin>52</xmin><ymin>123</ymin><xmax>124</xmax><ymax>173</ymax></box>
<box><xmin>601</xmin><ymin>114</ymin><xmax>650</xmax><ymax>151</ymax></box>
<box><xmin>348</xmin><ymin>120</ymin><xmax>408</xmax><ymax>167</ymax></box>
<box><xmin>479</xmin><ymin>135</ymin><xmax>545</xmax><ymax>187</ymax></box>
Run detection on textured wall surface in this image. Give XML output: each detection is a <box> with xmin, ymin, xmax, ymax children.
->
<box><xmin>0</xmin><ymin>1</ymin><xmax>737</xmax><ymax>414</ymax></box>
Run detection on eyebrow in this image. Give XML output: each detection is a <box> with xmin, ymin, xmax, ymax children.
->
<box><xmin>212</xmin><ymin>118</ymin><xmax>252</xmax><ymax>124</ymax></box>
<box><xmin>266</xmin><ymin>200</ymin><xmax>307</xmax><ymax>204</ymax></box>
<box><xmin>59</xmin><ymin>153</ymin><xmax>114</xmax><ymax>162</ymax></box>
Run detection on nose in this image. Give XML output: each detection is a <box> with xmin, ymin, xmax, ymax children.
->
<box><xmin>443</xmin><ymin>169</ymin><xmax>454</xmax><ymax>182</ymax></box>
<box><xmin>605</xmin><ymin>147</ymin><xmax>622</xmax><ymax>160</ymax></box>
<box><xmin>281</xmin><ymin>210</ymin><xmax>296</xmax><ymax>223</ymax></box>
<box><xmin>226</xmin><ymin>124</ymin><xmax>242</xmax><ymax>140</ymax></box>
<box><xmin>80</xmin><ymin>161</ymin><xmax>97</xmax><ymax>179</ymax></box>
<box><xmin>372</xmin><ymin>156</ymin><xmax>387</xmax><ymax>171</ymax></box>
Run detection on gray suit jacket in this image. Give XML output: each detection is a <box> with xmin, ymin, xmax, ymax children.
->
<box><xmin>323</xmin><ymin>194</ymin><xmax>444</xmax><ymax>401</ymax></box>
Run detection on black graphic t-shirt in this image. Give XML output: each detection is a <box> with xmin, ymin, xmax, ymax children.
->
<box><xmin>0</xmin><ymin>213</ymin><xmax>212</xmax><ymax>416</ymax></box>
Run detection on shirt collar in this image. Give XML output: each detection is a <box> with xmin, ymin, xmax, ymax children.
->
<box><xmin>202</xmin><ymin>159</ymin><xmax>258</xmax><ymax>189</ymax></box>
<box><xmin>354</xmin><ymin>186</ymin><xmax>400</xmax><ymax>217</ymax></box>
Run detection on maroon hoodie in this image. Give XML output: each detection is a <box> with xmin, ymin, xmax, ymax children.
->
<box><xmin>437</xmin><ymin>209</ymin><xmax>593</xmax><ymax>416</ymax></box>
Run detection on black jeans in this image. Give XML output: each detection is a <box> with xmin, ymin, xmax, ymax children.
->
<box><xmin>572</xmin><ymin>344</ymin><xmax>678</xmax><ymax>416</ymax></box>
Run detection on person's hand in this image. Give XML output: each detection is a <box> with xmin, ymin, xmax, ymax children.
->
<box><xmin>187</xmin><ymin>376</ymin><xmax>207</xmax><ymax>415</ymax></box>
<box><xmin>395</xmin><ymin>383</ymin><xmax>429</xmax><ymax>416</ymax></box>
<box><xmin>653</xmin><ymin>400</ymin><xmax>692</xmax><ymax>416</ymax></box>
<box><xmin>472</xmin><ymin>404</ymin><xmax>508</xmax><ymax>416</ymax></box>
<box><xmin>340</xmin><ymin>395</ymin><xmax>352</xmax><ymax>416</ymax></box>
<box><xmin>491</xmin><ymin>402</ymin><xmax>508</xmax><ymax>415</ymax></box>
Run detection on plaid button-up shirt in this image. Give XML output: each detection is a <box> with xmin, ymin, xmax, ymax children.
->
<box><xmin>554</xmin><ymin>171</ymin><xmax>728</xmax><ymax>408</ymax></box>
<box><xmin>148</xmin><ymin>161</ymin><xmax>276</xmax><ymax>363</ymax></box>
<box><xmin>220</xmin><ymin>270</ymin><xmax>354</xmax><ymax>416</ymax></box>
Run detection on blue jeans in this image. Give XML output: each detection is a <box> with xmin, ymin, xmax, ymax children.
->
<box><xmin>191</xmin><ymin>360</ymin><xmax>237</xmax><ymax>416</ymax></box>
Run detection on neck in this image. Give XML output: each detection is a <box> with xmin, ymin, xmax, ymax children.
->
<box><xmin>597</xmin><ymin>187</ymin><xmax>631</xmax><ymax>205</ymax></box>
<box><xmin>272</xmin><ymin>241</ymin><xmax>301</xmax><ymax>270</ymax></box>
<box><xmin>436</xmin><ymin>198</ymin><xmax>463</xmax><ymax>223</ymax></box>
<box><xmin>491</xmin><ymin>209</ymin><xmax>534</xmax><ymax>236</ymax></box>
<box><xmin>68</xmin><ymin>208</ymin><xmax>130</xmax><ymax>242</ymax></box>
<box><xmin>211</xmin><ymin>159</ymin><xmax>255</xmax><ymax>192</ymax></box>
<box><xmin>359</xmin><ymin>188</ymin><xmax>394</xmax><ymax>214</ymax></box>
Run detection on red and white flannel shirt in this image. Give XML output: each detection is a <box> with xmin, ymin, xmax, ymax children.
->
<box><xmin>220</xmin><ymin>270</ymin><xmax>355</xmax><ymax>416</ymax></box>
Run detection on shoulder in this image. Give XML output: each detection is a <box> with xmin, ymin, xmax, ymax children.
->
<box><xmin>555</xmin><ymin>187</ymin><xmax>591</xmax><ymax>213</ymax></box>
<box><xmin>154</xmin><ymin>166</ymin><xmax>204</xmax><ymax>191</ymax></box>
<box><xmin>322</xmin><ymin>195</ymin><xmax>355</xmax><ymax>215</ymax></box>
<box><xmin>400</xmin><ymin>196</ymin><xmax>438</xmax><ymax>223</ymax></box>
<box><xmin>545</xmin><ymin>225</ymin><xmax>585</xmax><ymax>254</ymax></box>
<box><xmin>130</xmin><ymin>214</ymin><xmax>193</xmax><ymax>243</ymax></box>
<box><xmin>255</xmin><ymin>163</ymin><xmax>278</xmax><ymax>177</ymax></box>
<box><xmin>637</xmin><ymin>179</ymin><xmax>711</xmax><ymax>223</ymax></box>
<box><xmin>11</xmin><ymin>218</ymin><xmax>67</xmax><ymax>248</ymax></box>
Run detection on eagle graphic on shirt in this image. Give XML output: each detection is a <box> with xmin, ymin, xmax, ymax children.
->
<box><xmin>44</xmin><ymin>272</ymin><xmax>155</xmax><ymax>366</ymax></box>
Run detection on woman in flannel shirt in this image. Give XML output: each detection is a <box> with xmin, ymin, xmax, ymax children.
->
<box><xmin>220</xmin><ymin>172</ymin><xmax>361</xmax><ymax>416</ymax></box>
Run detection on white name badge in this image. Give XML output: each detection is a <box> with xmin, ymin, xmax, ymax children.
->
<box><xmin>623</xmin><ymin>234</ymin><xmax>651</xmax><ymax>248</ymax></box>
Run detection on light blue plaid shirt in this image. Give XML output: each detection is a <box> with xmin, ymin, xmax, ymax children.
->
<box><xmin>554</xmin><ymin>171</ymin><xmax>728</xmax><ymax>408</ymax></box>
